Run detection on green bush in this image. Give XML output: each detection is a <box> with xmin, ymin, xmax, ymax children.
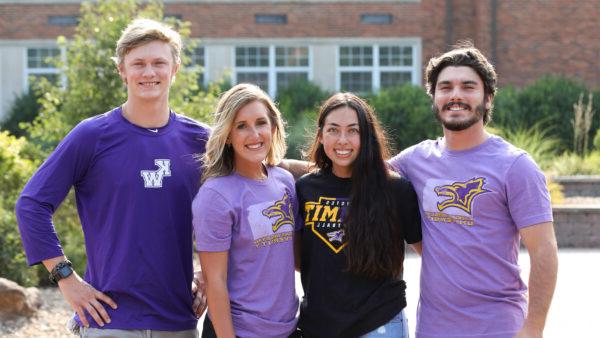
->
<box><xmin>276</xmin><ymin>79</ymin><xmax>330</xmax><ymax>123</ymax></box>
<box><xmin>550</xmin><ymin>151</ymin><xmax>600</xmax><ymax>176</ymax></box>
<box><xmin>593</xmin><ymin>130</ymin><xmax>600</xmax><ymax>151</ymax></box>
<box><xmin>493</xmin><ymin>76</ymin><xmax>600</xmax><ymax>153</ymax></box>
<box><xmin>367</xmin><ymin>85</ymin><xmax>441</xmax><ymax>153</ymax></box>
<box><xmin>0</xmin><ymin>91</ymin><xmax>41</xmax><ymax>137</ymax></box>
<box><xmin>0</xmin><ymin>132</ymin><xmax>43</xmax><ymax>286</ymax></box>
<box><xmin>286</xmin><ymin>109</ymin><xmax>318</xmax><ymax>160</ymax></box>
<box><xmin>493</xmin><ymin>123</ymin><xmax>560</xmax><ymax>171</ymax></box>
<box><xmin>276</xmin><ymin>79</ymin><xmax>329</xmax><ymax>159</ymax></box>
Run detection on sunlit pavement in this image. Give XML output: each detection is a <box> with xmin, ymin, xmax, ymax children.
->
<box><xmin>199</xmin><ymin>249</ymin><xmax>600</xmax><ymax>337</ymax></box>
<box><xmin>400</xmin><ymin>249</ymin><xmax>600</xmax><ymax>338</ymax></box>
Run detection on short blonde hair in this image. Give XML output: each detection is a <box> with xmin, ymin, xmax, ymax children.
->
<box><xmin>202</xmin><ymin>84</ymin><xmax>287</xmax><ymax>182</ymax></box>
<box><xmin>114</xmin><ymin>18</ymin><xmax>182</xmax><ymax>65</ymax></box>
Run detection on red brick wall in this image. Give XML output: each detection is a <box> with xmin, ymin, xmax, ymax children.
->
<box><xmin>447</xmin><ymin>0</ymin><xmax>600</xmax><ymax>88</ymax></box>
<box><xmin>1</xmin><ymin>1</ymin><xmax>597</xmax><ymax>88</ymax></box>
<box><xmin>494</xmin><ymin>0</ymin><xmax>599</xmax><ymax>88</ymax></box>
<box><xmin>0</xmin><ymin>4</ymin><xmax>79</xmax><ymax>39</ymax></box>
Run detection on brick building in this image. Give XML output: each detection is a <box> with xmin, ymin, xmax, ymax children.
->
<box><xmin>0</xmin><ymin>0</ymin><xmax>598</xmax><ymax>120</ymax></box>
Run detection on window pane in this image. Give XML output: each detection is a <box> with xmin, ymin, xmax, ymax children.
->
<box><xmin>235</xmin><ymin>47</ymin><xmax>269</xmax><ymax>67</ymax></box>
<box><xmin>237</xmin><ymin>72</ymin><xmax>269</xmax><ymax>92</ymax></box>
<box><xmin>380</xmin><ymin>46</ymin><xmax>413</xmax><ymax>66</ymax></box>
<box><xmin>340</xmin><ymin>46</ymin><xmax>372</xmax><ymax>67</ymax></box>
<box><xmin>28</xmin><ymin>48</ymin><xmax>60</xmax><ymax>68</ymax></box>
<box><xmin>275</xmin><ymin>47</ymin><xmax>308</xmax><ymax>67</ymax></box>
<box><xmin>277</xmin><ymin>72</ymin><xmax>308</xmax><ymax>92</ymax></box>
<box><xmin>341</xmin><ymin>72</ymin><xmax>372</xmax><ymax>93</ymax></box>
<box><xmin>380</xmin><ymin>72</ymin><xmax>412</xmax><ymax>88</ymax></box>
<box><xmin>401</xmin><ymin>46</ymin><xmax>413</xmax><ymax>66</ymax></box>
<box><xmin>189</xmin><ymin>46</ymin><xmax>205</xmax><ymax>67</ymax></box>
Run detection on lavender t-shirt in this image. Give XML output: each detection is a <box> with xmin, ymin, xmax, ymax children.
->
<box><xmin>389</xmin><ymin>135</ymin><xmax>553</xmax><ymax>338</ymax></box>
<box><xmin>193</xmin><ymin>166</ymin><xmax>299</xmax><ymax>338</ymax></box>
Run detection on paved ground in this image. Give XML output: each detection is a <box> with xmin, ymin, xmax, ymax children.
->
<box><xmin>198</xmin><ymin>248</ymin><xmax>600</xmax><ymax>337</ymax></box>
<box><xmin>400</xmin><ymin>249</ymin><xmax>600</xmax><ymax>338</ymax></box>
<box><xmin>4</xmin><ymin>249</ymin><xmax>596</xmax><ymax>337</ymax></box>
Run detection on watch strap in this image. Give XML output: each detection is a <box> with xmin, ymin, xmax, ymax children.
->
<box><xmin>49</xmin><ymin>260</ymin><xmax>73</xmax><ymax>284</ymax></box>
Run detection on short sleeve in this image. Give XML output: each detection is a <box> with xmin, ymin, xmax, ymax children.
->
<box><xmin>506</xmin><ymin>154</ymin><xmax>553</xmax><ymax>229</ymax></box>
<box><xmin>388</xmin><ymin>149</ymin><xmax>410</xmax><ymax>178</ymax></box>
<box><xmin>192</xmin><ymin>187</ymin><xmax>236</xmax><ymax>252</ymax></box>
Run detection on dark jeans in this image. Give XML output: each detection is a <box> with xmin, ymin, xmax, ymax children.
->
<box><xmin>202</xmin><ymin>316</ymin><xmax>301</xmax><ymax>338</ymax></box>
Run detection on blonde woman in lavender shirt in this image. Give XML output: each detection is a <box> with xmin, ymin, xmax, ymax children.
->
<box><xmin>192</xmin><ymin>84</ymin><xmax>300</xmax><ymax>338</ymax></box>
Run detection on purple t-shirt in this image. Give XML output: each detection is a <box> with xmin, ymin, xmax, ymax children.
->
<box><xmin>193</xmin><ymin>166</ymin><xmax>299</xmax><ymax>338</ymax></box>
<box><xmin>16</xmin><ymin>107</ymin><xmax>209</xmax><ymax>330</ymax></box>
<box><xmin>389</xmin><ymin>135</ymin><xmax>553</xmax><ymax>338</ymax></box>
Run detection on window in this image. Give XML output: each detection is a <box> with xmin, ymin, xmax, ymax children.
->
<box><xmin>338</xmin><ymin>44</ymin><xmax>416</xmax><ymax>93</ymax></box>
<box><xmin>360</xmin><ymin>13</ymin><xmax>393</xmax><ymax>25</ymax></box>
<box><xmin>25</xmin><ymin>47</ymin><xmax>62</xmax><ymax>90</ymax></box>
<box><xmin>187</xmin><ymin>46</ymin><xmax>206</xmax><ymax>86</ymax></box>
<box><xmin>235</xmin><ymin>46</ymin><xmax>310</xmax><ymax>97</ymax></box>
<box><xmin>48</xmin><ymin>15</ymin><xmax>78</xmax><ymax>26</ymax></box>
<box><xmin>255</xmin><ymin>14</ymin><xmax>287</xmax><ymax>25</ymax></box>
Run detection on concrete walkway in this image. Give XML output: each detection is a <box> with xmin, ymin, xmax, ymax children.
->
<box><xmin>200</xmin><ymin>249</ymin><xmax>600</xmax><ymax>337</ymax></box>
<box><xmin>401</xmin><ymin>249</ymin><xmax>600</xmax><ymax>338</ymax></box>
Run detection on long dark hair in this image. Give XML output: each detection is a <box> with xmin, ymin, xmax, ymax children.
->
<box><xmin>306</xmin><ymin>93</ymin><xmax>403</xmax><ymax>279</ymax></box>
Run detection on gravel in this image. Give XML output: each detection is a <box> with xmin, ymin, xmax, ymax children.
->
<box><xmin>0</xmin><ymin>287</ymin><xmax>73</xmax><ymax>338</ymax></box>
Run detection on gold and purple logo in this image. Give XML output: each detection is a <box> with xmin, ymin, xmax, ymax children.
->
<box><xmin>303</xmin><ymin>196</ymin><xmax>349</xmax><ymax>253</ymax></box>
<box><xmin>262</xmin><ymin>192</ymin><xmax>295</xmax><ymax>232</ymax></box>
<box><xmin>434</xmin><ymin>177</ymin><xmax>489</xmax><ymax>215</ymax></box>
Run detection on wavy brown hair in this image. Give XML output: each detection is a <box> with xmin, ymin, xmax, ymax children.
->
<box><xmin>425</xmin><ymin>41</ymin><xmax>497</xmax><ymax>124</ymax></box>
<box><xmin>306</xmin><ymin>93</ymin><xmax>403</xmax><ymax>279</ymax></box>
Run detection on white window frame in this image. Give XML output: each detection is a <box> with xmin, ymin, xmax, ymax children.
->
<box><xmin>23</xmin><ymin>45</ymin><xmax>66</xmax><ymax>92</ymax></box>
<box><xmin>233</xmin><ymin>45</ymin><xmax>312</xmax><ymax>98</ymax></box>
<box><xmin>336</xmin><ymin>40</ymin><xmax>420</xmax><ymax>93</ymax></box>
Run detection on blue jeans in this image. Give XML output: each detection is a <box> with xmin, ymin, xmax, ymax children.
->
<box><xmin>360</xmin><ymin>310</ymin><xmax>409</xmax><ymax>338</ymax></box>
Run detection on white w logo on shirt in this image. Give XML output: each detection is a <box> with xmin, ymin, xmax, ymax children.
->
<box><xmin>140</xmin><ymin>159</ymin><xmax>171</xmax><ymax>188</ymax></box>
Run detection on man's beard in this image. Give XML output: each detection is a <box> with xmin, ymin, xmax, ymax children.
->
<box><xmin>433</xmin><ymin>101</ymin><xmax>487</xmax><ymax>131</ymax></box>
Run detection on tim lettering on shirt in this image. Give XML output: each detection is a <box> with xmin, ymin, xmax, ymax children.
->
<box><xmin>304</xmin><ymin>197</ymin><xmax>349</xmax><ymax>253</ymax></box>
<box><xmin>140</xmin><ymin>159</ymin><xmax>171</xmax><ymax>188</ymax></box>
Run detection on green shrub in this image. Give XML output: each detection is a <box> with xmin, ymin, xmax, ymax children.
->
<box><xmin>593</xmin><ymin>130</ymin><xmax>600</xmax><ymax>151</ymax></box>
<box><xmin>0</xmin><ymin>91</ymin><xmax>41</xmax><ymax>137</ymax></box>
<box><xmin>550</xmin><ymin>151</ymin><xmax>600</xmax><ymax>176</ymax></box>
<box><xmin>276</xmin><ymin>79</ymin><xmax>329</xmax><ymax>123</ymax></box>
<box><xmin>493</xmin><ymin>76</ymin><xmax>600</xmax><ymax>153</ymax></box>
<box><xmin>0</xmin><ymin>132</ymin><xmax>42</xmax><ymax>286</ymax></box>
<box><xmin>367</xmin><ymin>85</ymin><xmax>441</xmax><ymax>153</ymax></box>
<box><xmin>285</xmin><ymin>109</ymin><xmax>318</xmax><ymax>160</ymax></box>
<box><xmin>276</xmin><ymin>79</ymin><xmax>329</xmax><ymax>159</ymax></box>
<box><xmin>494</xmin><ymin>123</ymin><xmax>560</xmax><ymax>171</ymax></box>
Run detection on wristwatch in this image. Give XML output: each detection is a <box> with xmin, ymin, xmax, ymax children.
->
<box><xmin>49</xmin><ymin>260</ymin><xmax>74</xmax><ymax>284</ymax></box>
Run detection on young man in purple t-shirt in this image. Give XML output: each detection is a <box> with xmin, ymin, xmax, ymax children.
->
<box><xmin>389</xmin><ymin>44</ymin><xmax>558</xmax><ymax>338</ymax></box>
<box><xmin>16</xmin><ymin>19</ymin><xmax>208</xmax><ymax>337</ymax></box>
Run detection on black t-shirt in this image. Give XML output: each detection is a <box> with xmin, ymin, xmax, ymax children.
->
<box><xmin>295</xmin><ymin>170</ymin><xmax>422</xmax><ymax>338</ymax></box>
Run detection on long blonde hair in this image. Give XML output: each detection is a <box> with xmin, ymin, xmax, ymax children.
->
<box><xmin>202</xmin><ymin>84</ymin><xmax>287</xmax><ymax>182</ymax></box>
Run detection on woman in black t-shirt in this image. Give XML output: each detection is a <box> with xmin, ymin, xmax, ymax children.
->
<box><xmin>295</xmin><ymin>93</ymin><xmax>422</xmax><ymax>338</ymax></box>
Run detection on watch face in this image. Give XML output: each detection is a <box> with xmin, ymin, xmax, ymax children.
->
<box><xmin>58</xmin><ymin>265</ymin><xmax>73</xmax><ymax>278</ymax></box>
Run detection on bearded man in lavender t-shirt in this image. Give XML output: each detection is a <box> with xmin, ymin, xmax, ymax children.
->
<box><xmin>389</xmin><ymin>44</ymin><xmax>558</xmax><ymax>338</ymax></box>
